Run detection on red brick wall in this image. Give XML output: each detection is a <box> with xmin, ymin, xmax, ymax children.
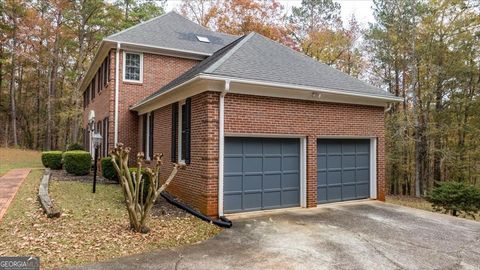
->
<box><xmin>82</xmin><ymin>50</ymin><xmax>115</xmax><ymax>153</ymax></box>
<box><xmin>223</xmin><ymin>93</ymin><xmax>386</xmax><ymax>209</ymax></box>
<box><xmin>117</xmin><ymin>51</ymin><xmax>198</xmax><ymax>159</ymax></box>
<box><xmin>151</xmin><ymin>92</ymin><xmax>219</xmax><ymax>216</ymax></box>
<box><xmin>83</xmin><ymin>50</ymin><xmax>199</xmax><ymax>158</ymax></box>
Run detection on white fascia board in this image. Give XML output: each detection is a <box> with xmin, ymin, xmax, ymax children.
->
<box><xmin>131</xmin><ymin>73</ymin><xmax>402</xmax><ymax>113</ymax></box>
<box><xmin>199</xmin><ymin>74</ymin><xmax>403</xmax><ymax>103</ymax></box>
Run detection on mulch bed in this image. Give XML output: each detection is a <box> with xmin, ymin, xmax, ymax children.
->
<box><xmin>50</xmin><ymin>169</ymin><xmax>118</xmax><ymax>184</ymax></box>
<box><xmin>151</xmin><ymin>196</ymin><xmax>190</xmax><ymax>218</ymax></box>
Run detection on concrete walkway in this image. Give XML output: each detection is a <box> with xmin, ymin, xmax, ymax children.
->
<box><xmin>0</xmin><ymin>168</ymin><xmax>31</xmax><ymax>221</ymax></box>
<box><xmin>65</xmin><ymin>201</ymin><xmax>480</xmax><ymax>270</ymax></box>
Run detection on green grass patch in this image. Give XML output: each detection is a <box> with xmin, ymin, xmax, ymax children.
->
<box><xmin>0</xmin><ymin>148</ymin><xmax>43</xmax><ymax>176</ymax></box>
<box><xmin>0</xmin><ymin>170</ymin><xmax>221</xmax><ymax>269</ymax></box>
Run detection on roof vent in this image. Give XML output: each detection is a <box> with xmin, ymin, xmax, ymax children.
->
<box><xmin>196</xmin><ymin>35</ymin><xmax>210</xmax><ymax>43</ymax></box>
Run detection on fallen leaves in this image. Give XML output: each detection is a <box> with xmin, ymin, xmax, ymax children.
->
<box><xmin>0</xmin><ymin>175</ymin><xmax>221</xmax><ymax>270</ymax></box>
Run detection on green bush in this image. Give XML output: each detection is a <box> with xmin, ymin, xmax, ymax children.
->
<box><xmin>41</xmin><ymin>151</ymin><xmax>63</xmax><ymax>170</ymax></box>
<box><xmin>101</xmin><ymin>157</ymin><xmax>118</xmax><ymax>181</ymax></box>
<box><xmin>129</xmin><ymin>167</ymin><xmax>150</xmax><ymax>202</ymax></box>
<box><xmin>67</xmin><ymin>142</ymin><xmax>84</xmax><ymax>151</ymax></box>
<box><xmin>63</xmin><ymin>150</ymin><xmax>92</xmax><ymax>176</ymax></box>
<box><xmin>427</xmin><ymin>181</ymin><xmax>480</xmax><ymax>218</ymax></box>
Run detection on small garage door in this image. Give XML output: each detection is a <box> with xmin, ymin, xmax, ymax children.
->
<box><xmin>224</xmin><ymin>137</ymin><xmax>300</xmax><ymax>213</ymax></box>
<box><xmin>317</xmin><ymin>139</ymin><xmax>370</xmax><ymax>204</ymax></box>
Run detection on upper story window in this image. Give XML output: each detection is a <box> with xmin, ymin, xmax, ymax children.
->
<box><xmin>123</xmin><ymin>51</ymin><xmax>143</xmax><ymax>83</ymax></box>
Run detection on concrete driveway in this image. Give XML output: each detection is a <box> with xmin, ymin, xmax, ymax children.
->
<box><xmin>66</xmin><ymin>201</ymin><xmax>480</xmax><ymax>270</ymax></box>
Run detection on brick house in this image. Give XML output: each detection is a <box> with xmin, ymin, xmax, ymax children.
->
<box><xmin>82</xmin><ymin>12</ymin><xmax>401</xmax><ymax>217</ymax></box>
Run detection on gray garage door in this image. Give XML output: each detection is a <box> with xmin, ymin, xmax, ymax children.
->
<box><xmin>317</xmin><ymin>139</ymin><xmax>370</xmax><ymax>204</ymax></box>
<box><xmin>224</xmin><ymin>137</ymin><xmax>300</xmax><ymax>213</ymax></box>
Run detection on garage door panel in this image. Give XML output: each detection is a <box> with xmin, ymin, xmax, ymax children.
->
<box><xmin>327</xmin><ymin>155</ymin><xmax>342</xmax><ymax>169</ymax></box>
<box><xmin>224</xmin><ymin>194</ymin><xmax>242</xmax><ymax>212</ymax></box>
<box><xmin>264</xmin><ymin>157</ymin><xmax>281</xmax><ymax>171</ymax></box>
<box><xmin>327</xmin><ymin>143</ymin><xmax>342</xmax><ymax>154</ymax></box>
<box><xmin>283</xmin><ymin>190</ymin><xmax>300</xmax><ymax>206</ymax></box>
<box><xmin>283</xmin><ymin>173</ymin><xmax>300</xmax><ymax>188</ymax></box>
<box><xmin>225</xmin><ymin>157</ymin><xmax>242</xmax><ymax>173</ymax></box>
<box><xmin>244</xmin><ymin>193</ymin><xmax>262</xmax><ymax>210</ymax></box>
<box><xmin>317</xmin><ymin>156</ymin><xmax>327</xmax><ymax>169</ymax></box>
<box><xmin>224</xmin><ymin>175</ymin><xmax>242</xmax><ymax>192</ymax></box>
<box><xmin>318</xmin><ymin>139</ymin><xmax>371</xmax><ymax>204</ymax></box>
<box><xmin>283</xmin><ymin>156</ymin><xmax>299</xmax><ymax>171</ymax></box>
<box><xmin>264</xmin><ymin>174</ymin><xmax>281</xmax><ymax>189</ymax></box>
<box><xmin>224</xmin><ymin>137</ymin><xmax>300</xmax><ymax>213</ymax></box>
<box><xmin>342</xmin><ymin>184</ymin><xmax>356</xmax><ymax>200</ymax></box>
<box><xmin>317</xmin><ymin>187</ymin><xmax>327</xmax><ymax>203</ymax></box>
<box><xmin>244</xmin><ymin>175</ymin><xmax>262</xmax><ymax>191</ymax></box>
<box><xmin>342</xmin><ymin>142</ymin><xmax>356</xmax><ymax>153</ymax></box>
<box><xmin>343</xmin><ymin>155</ymin><xmax>356</xmax><ymax>168</ymax></box>
<box><xmin>283</xmin><ymin>140</ymin><xmax>299</xmax><ymax>154</ymax></box>
<box><xmin>225</xmin><ymin>138</ymin><xmax>243</xmax><ymax>154</ymax></box>
<box><xmin>357</xmin><ymin>183</ymin><xmax>370</xmax><ymax>198</ymax></box>
<box><xmin>263</xmin><ymin>191</ymin><xmax>281</xmax><ymax>208</ymax></box>
<box><xmin>244</xmin><ymin>139</ymin><xmax>262</xmax><ymax>154</ymax></box>
<box><xmin>327</xmin><ymin>171</ymin><xmax>342</xmax><ymax>184</ymax></box>
<box><xmin>318</xmin><ymin>172</ymin><xmax>327</xmax><ymax>185</ymax></box>
<box><xmin>356</xmin><ymin>169</ymin><xmax>369</xmax><ymax>182</ymax></box>
<box><xmin>356</xmin><ymin>154</ymin><xmax>369</xmax><ymax>167</ymax></box>
<box><xmin>342</xmin><ymin>170</ymin><xmax>355</xmax><ymax>183</ymax></box>
<box><xmin>356</xmin><ymin>143</ymin><xmax>369</xmax><ymax>153</ymax></box>
<box><xmin>263</xmin><ymin>139</ymin><xmax>282</xmax><ymax>154</ymax></box>
<box><xmin>327</xmin><ymin>186</ymin><xmax>342</xmax><ymax>201</ymax></box>
<box><xmin>244</xmin><ymin>157</ymin><xmax>263</xmax><ymax>172</ymax></box>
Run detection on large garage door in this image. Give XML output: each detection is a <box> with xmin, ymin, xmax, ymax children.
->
<box><xmin>224</xmin><ymin>137</ymin><xmax>300</xmax><ymax>213</ymax></box>
<box><xmin>317</xmin><ymin>139</ymin><xmax>370</xmax><ymax>204</ymax></box>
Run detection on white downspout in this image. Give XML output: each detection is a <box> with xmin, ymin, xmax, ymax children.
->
<box><xmin>218</xmin><ymin>79</ymin><xmax>230</xmax><ymax>217</ymax></box>
<box><xmin>114</xmin><ymin>42</ymin><xmax>121</xmax><ymax>146</ymax></box>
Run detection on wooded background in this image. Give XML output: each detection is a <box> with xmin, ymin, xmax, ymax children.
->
<box><xmin>1</xmin><ymin>0</ymin><xmax>479</xmax><ymax>196</ymax></box>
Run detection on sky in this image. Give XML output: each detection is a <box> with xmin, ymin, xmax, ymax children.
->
<box><xmin>164</xmin><ymin>0</ymin><xmax>375</xmax><ymax>26</ymax></box>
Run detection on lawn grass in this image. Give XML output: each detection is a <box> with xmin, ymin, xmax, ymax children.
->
<box><xmin>386</xmin><ymin>195</ymin><xmax>479</xmax><ymax>221</ymax></box>
<box><xmin>0</xmin><ymin>170</ymin><xmax>221</xmax><ymax>269</ymax></box>
<box><xmin>0</xmin><ymin>148</ymin><xmax>43</xmax><ymax>176</ymax></box>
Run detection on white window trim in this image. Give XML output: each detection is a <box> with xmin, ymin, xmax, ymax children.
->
<box><xmin>177</xmin><ymin>100</ymin><xmax>186</xmax><ymax>164</ymax></box>
<box><xmin>145</xmin><ymin>112</ymin><xmax>151</xmax><ymax>161</ymax></box>
<box><xmin>122</xmin><ymin>51</ymin><xmax>143</xmax><ymax>83</ymax></box>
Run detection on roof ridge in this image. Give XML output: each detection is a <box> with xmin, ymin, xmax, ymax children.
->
<box><xmin>204</xmin><ymin>32</ymin><xmax>256</xmax><ymax>73</ymax></box>
<box><xmin>106</xmin><ymin>11</ymin><xmax>173</xmax><ymax>40</ymax></box>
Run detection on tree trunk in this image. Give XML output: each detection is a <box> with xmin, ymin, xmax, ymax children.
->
<box><xmin>9</xmin><ymin>19</ymin><xmax>18</xmax><ymax>147</ymax></box>
<box><xmin>45</xmin><ymin>11</ymin><xmax>62</xmax><ymax>150</ymax></box>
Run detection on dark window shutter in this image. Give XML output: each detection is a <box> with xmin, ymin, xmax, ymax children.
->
<box><xmin>184</xmin><ymin>98</ymin><xmax>191</xmax><ymax>164</ymax></box>
<box><xmin>149</xmin><ymin>112</ymin><xmax>154</xmax><ymax>160</ymax></box>
<box><xmin>142</xmin><ymin>114</ymin><xmax>147</xmax><ymax>155</ymax></box>
<box><xmin>171</xmin><ymin>103</ymin><xmax>178</xmax><ymax>162</ymax></box>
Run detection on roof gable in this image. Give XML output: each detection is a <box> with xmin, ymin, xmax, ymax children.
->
<box><xmin>105</xmin><ymin>11</ymin><xmax>237</xmax><ymax>55</ymax></box>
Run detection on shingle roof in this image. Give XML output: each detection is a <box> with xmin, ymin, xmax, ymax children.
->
<box><xmin>135</xmin><ymin>32</ymin><xmax>396</xmax><ymax>108</ymax></box>
<box><xmin>105</xmin><ymin>11</ymin><xmax>237</xmax><ymax>55</ymax></box>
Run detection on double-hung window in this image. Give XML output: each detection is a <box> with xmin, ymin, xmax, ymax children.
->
<box><xmin>123</xmin><ymin>52</ymin><xmax>143</xmax><ymax>82</ymax></box>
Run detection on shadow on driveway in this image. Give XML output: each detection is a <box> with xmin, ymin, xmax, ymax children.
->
<box><xmin>64</xmin><ymin>201</ymin><xmax>480</xmax><ymax>270</ymax></box>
